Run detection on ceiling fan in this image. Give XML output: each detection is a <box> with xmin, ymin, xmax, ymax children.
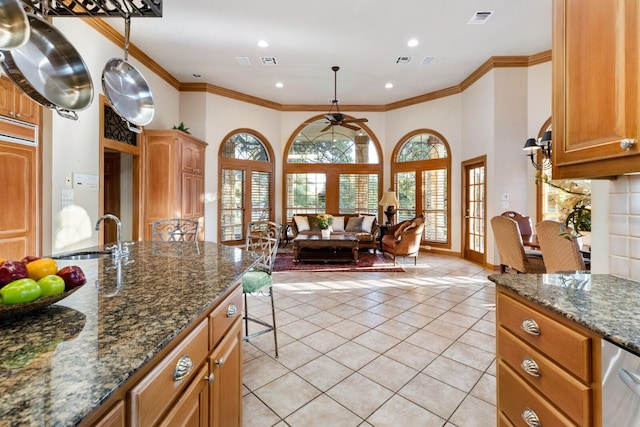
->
<box><xmin>322</xmin><ymin>66</ymin><xmax>368</xmax><ymax>132</ymax></box>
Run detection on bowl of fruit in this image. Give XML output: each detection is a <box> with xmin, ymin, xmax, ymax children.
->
<box><xmin>0</xmin><ymin>256</ymin><xmax>86</xmax><ymax>320</ymax></box>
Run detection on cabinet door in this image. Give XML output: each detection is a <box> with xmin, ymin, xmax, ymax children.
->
<box><xmin>0</xmin><ymin>141</ymin><xmax>36</xmax><ymax>259</ymax></box>
<box><xmin>0</xmin><ymin>78</ymin><xmax>14</xmax><ymax>119</ymax></box>
<box><xmin>159</xmin><ymin>365</ymin><xmax>210</xmax><ymax>427</ymax></box>
<box><xmin>93</xmin><ymin>401</ymin><xmax>125</xmax><ymax>427</ymax></box>
<box><xmin>182</xmin><ymin>173</ymin><xmax>195</xmax><ymax>218</ymax></box>
<box><xmin>193</xmin><ymin>174</ymin><xmax>204</xmax><ymax>218</ymax></box>
<box><xmin>14</xmin><ymin>90</ymin><xmax>39</xmax><ymax>125</ymax></box>
<box><xmin>209</xmin><ymin>319</ymin><xmax>242</xmax><ymax>427</ymax></box>
<box><xmin>553</xmin><ymin>0</ymin><xmax>640</xmax><ymax>178</ymax></box>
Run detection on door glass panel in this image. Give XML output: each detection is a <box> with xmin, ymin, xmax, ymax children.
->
<box><xmin>220</xmin><ymin>169</ymin><xmax>244</xmax><ymax>242</ymax></box>
<box><xmin>395</xmin><ymin>171</ymin><xmax>416</xmax><ymax>222</ymax></box>
<box><xmin>467</xmin><ymin>165</ymin><xmax>485</xmax><ymax>253</ymax></box>
<box><xmin>251</xmin><ymin>171</ymin><xmax>271</xmax><ymax>221</ymax></box>
<box><xmin>423</xmin><ymin>169</ymin><xmax>447</xmax><ymax>243</ymax></box>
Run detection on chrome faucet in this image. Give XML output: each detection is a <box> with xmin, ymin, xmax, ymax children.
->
<box><xmin>95</xmin><ymin>214</ymin><xmax>128</xmax><ymax>257</ymax></box>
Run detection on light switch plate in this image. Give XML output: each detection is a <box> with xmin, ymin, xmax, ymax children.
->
<box><xmin>501</xmin><ymin>192</ymin><xmax>509</xmax><ymax>201</ymax></box>
<box><xmin>501</xmin><ymin>201</ymin><xmax>509</xmax><ymax>209</ymax></box>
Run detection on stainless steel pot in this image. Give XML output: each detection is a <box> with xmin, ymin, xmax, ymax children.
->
<box><xmin>0</xmin><ymin>13</ymin><xmax>94</xmax><ymax>120</ymax></box>
<box><xmin>0</xmin><ymin>0</ymin><xmax>30</xmax><ymax>49</ymax></box>
<box><xmin>102</xmin><ymin>16</ymin><xmax>154</xmax><ymax>131</ymax></box>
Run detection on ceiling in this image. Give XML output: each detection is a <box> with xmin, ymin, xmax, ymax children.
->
<box><xmin>103</xmin><ymin>0</ymin><xmax>552</xmax><ymax>107</ymax></box>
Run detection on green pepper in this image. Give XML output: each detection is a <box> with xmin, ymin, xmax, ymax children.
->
<box><xmin>0</xmin><ymin>278</ymin><xmax>41</xmax><ymax>305</ymax></box>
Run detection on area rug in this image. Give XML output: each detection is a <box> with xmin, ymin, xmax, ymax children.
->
<box><xmin>273</xmin><ymin>251</ymin><xmax>405</xmax><ymax>273</ymax></box>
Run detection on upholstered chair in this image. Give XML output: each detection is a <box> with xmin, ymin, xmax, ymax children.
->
<box><xmin>535</xmin><ymin>220</ymin><xmax>587</xmax><ymax>273</ymax></box>
<box><xmin>490</xmin><ymin>216</ymin><xmax>545</xmax><ymax>274</ymax></box>
<box><xmin>381</xmin><ymin>219</ymin><xmax>425</xmax><ymax>265</ymax></box>
<box><xmin>501</xmin><ymin>211</ymin><xmax>533</xmax><ymax>237</ymax></box>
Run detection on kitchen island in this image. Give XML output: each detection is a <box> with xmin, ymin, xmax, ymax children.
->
<box><xmin>0</xmin><ymin>241</ymin><xmax>256</xmax><ymax>426</ymax></box>
<box><xmin>489</xmin><ymin>273</ymin><xmax>640</xmax><ymax>426</ymax></box>
<box><xmin>489</xmin><ymin>273</ymin><xmax>640</xmax><ymax>355</ymax></box>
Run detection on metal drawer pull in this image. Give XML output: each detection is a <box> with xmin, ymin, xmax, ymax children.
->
<box><xmin>522</xmin><ymin>407</ymin><xmax>541</xmax><ymax>427</ymax></box>
<box><xmin>521</xmin><ymin>358</ymin><xmax>541</xmax><ymax>377</ymax></box>
<box><xmin>204</xmin><ymin>373</ymin><xmax>214</xmax><ymax>384</ymax></box>
<box><xmin>226</xmin><ymin>303</ymin><xmax>237</xmax><ymax>317</ymax></box>
<box><xmin>520</xmin><ymin>318</ymin><xmax>540</xmax><ymax>336</ymax></box>
<box><xmin>215</xmin><ymin>358</ymin><xmax>225</xmax><ymax>367</ymax></box>
<box><xmin>173</xmin><ymin>354</ymin><xmax>194</xmax><ymax>381</ymax></box>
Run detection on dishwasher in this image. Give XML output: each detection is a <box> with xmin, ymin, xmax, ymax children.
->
<box><xmin>602</xmin><ymin>340</ymin><xmax>640</xmax><ymax>426</ymax></box>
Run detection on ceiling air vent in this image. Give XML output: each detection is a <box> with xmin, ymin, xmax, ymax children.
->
<box><xmin>260</xmin><ymin>57</ymin><xmax>278</xmax><ymax>65</ymax></box>
<box><xmin>235</xmin><ymin>56</ymin><xmax>251</xmax><ymax>66</ymax></box>
<box><xmin>421</xmin><ymin>56</ymin><xmax>436</xmax><ymax>65</ymax></box>
<box><xmin>468</xmin><ymin>11</ymin><xmax>493</xmax><ymax>24</ymax></box>
<box><xmin>396</xmin><ymin>56</ymin><xmax>413</xmax><ymax>64</ymax></box>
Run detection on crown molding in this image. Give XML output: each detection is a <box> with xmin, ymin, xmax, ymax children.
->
<box><xmin>90</xmin><ymin>21</ymin><xmax>551</xmax><ymax>112</ymax></box>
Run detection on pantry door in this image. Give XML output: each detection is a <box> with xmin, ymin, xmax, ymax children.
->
<box><xmin>462</xmin><ymin>156</ymin><xmax>486</xmax><ymax>265</ymax></box>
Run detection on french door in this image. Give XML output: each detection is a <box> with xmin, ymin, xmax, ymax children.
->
<box><xmin>462</xmin><ymin>157</ymin><xmax>486</xmax><ymax>265</ymax></box>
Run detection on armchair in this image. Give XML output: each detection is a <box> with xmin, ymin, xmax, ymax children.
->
<box><xmin>381</xmin><ymin>218</ymin><xmax>425</xmax><ymax>265</ymax></box>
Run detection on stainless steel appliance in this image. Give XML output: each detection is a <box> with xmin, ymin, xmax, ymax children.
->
<box><xmin>602</xmin><ymin>340</ymin><xmax>640</xmax><ymax>426</ymax></box>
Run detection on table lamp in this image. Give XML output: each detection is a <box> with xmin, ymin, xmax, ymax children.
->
<box><xmin>379</xmin><ymin>190</ymin><xmax>400</xmax><ymax>225</ymax></box>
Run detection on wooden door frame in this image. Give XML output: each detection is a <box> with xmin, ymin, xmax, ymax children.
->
<box><xmin>461</xmin><ymin>155</ymin><xmax>487</xmax><ymax>266</ymax></box>
<box><xmin>98</xmin><ymin>95</ymin><xmax>142</xmax><ymax>244</ymax></box>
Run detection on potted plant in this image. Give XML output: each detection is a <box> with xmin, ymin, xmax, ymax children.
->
<box><xmin>316</xmin><ymin>214</ymin><xmax>333</xmax><ymax>239</ymax></box>
<box><xmin>537</xmin><ymin>173</ymin><xmax>591</xmax><ymax>238</ymax></box>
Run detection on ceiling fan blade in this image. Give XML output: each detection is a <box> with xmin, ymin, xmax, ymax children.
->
<box><xmin>321</xmin><ymin>123</ymin><xmax>333</xmax><ymax>132</ymax></box>
<box><xmin>343</xmin><ymin>117</ymin><xmax>368</xmax><ymax>124</ymax></box>
<box><xmin>340</xmin><ymin>123</ymin><xmax>361</xmax><ymax>131</ymax></box>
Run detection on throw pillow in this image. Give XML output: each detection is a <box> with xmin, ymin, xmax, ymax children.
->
<box><xmin>332</xmin><ymin>216</ymin><xmax>345</xmax><ymax>232</ymax></box>
<box><xmin>293</xmin><ymin>215</ymin><xmax>310</xmax><ymax>232</ymax></box>
<box><xmin>359</xmin><ymin>214</ymin><xmax>375</xmax><ymax>233</ymax></box>
<box><xmin>345</xmin><ymin>216</ymin><xmax>364</xmax><ymax>232</ymax></box>
<box><xmin>393</xmin><ymin>222</ymin><xmax>409</xmax><ymax>238</ymax></box>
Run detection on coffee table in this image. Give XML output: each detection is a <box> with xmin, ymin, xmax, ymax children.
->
<box><xmin>293</xmin><ymin>234</ymin><xmax>359</xmax><ymax>263</ymax></box>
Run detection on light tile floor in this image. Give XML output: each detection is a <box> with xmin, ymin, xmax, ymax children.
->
<box><xmin>242</xmin><ymin>252</ymin><xmax>497</xmax><ymax>427</ymax></box>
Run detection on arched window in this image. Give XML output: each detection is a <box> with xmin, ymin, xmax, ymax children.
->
<box><xmin>283</xmin><ymin>116</ymin><xmax>382</xmax><ymax>218</ymax></box>
<box><xmin>219</xmin><ymin>130</ymin><xmax>274</xmax><ymax>243</ymax></box>
<box><xmin>392</xmin><ymin>130</ymin><xmax>451</xmax><ymax>247</ymax></box>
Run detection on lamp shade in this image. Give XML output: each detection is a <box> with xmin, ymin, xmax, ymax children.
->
<box><xmin>379</xmin><ymin>190</ymin><xmax>399</xmax><ymax>206</ymax></box>
<box><xmin>522</xmin><ymin>138</ymin><xmax>540</xmax><ymax>153</ymax></box>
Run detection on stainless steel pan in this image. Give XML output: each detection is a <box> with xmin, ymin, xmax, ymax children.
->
<box><xmin>0</xmin><ymin>0</ymin><xmax>29</xmax><ymax>49</ymax></box>
<box><xmin>102</xmin><ymin>16</ymin><xmax>154</xmax><ymax>132</ymax></box>
<box><xmin>0</xmin><ymin>13</ymin><xmax>94</xmax><ymax>120</ymax></box>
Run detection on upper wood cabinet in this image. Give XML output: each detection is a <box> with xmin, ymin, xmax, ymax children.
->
<box><xmin>552</xmin><ymin>0</ymin><xmax>640</xmax><ymax>178</ymax></box>
<box><xmin>142</xmin><ymin>130</ymin><xmax>207</xmax><ymax>240</ymax></box>
<box><xmin>0</xmin><ymin>76</ymin><xmax>39</xmax><ymax>126</ymax></box>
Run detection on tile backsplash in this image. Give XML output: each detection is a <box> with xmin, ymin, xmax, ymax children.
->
<box><xmin>609</xmin><ymin>175</ymin><xmax>640</xmax><ymax>280</ymax></box>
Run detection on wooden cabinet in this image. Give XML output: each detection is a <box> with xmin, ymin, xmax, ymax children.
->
<box><xmin>552</xmin><ymin>0</ymin><xmax>640</xmax><ymax>178</ymax></box>
<box><xmin>93</xmin><ymin>401</ymin><xmax>125</xmax><ymax>427</ymax></box>
<box><xmin>208</xmin><ymin>285</ymin><xmax>243</xmax><ymax>427</ymax></box>
<box><xmin>496</xmin><ymin>288</ymin><xmax>601</xmax><ymax>426</ymax></box>
<box><xmin>159</xmin><ymin>365</ymin><xmax>210</xmax><ymax>427</ymax></box>
<box><xmin>0</xmin><ymin>76</ymin><xmax>39</xmax><ymax>125</ymax></box>
<box><xmin>143</xmin><ymin>130</ymin><xmax>207</xmax><ymax>239</ymax></box>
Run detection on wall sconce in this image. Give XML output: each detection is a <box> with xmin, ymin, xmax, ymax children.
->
<box><xmin>523</xmin><ymin>130</ymin><xmax>552</xmax><ymax>170</ymax></box>
<box><xmin>379</xmin><ymin>190</ymin><xmax>400</xmax><ymax>225</ymax></box>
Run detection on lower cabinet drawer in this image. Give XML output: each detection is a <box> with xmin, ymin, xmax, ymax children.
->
<box><xmin>209</xmin><ymin>284</ymin><xmax>243</xmax><ymax>349</ymax></box>
<box><xmin>129</xmin><ymin>320</ymin><xmax>209</xmax><ymax>427</ymax></box>
<box><xmin>498</xmin><ymin>361</ymin><xmax>578</xmax><ymax>427</ymax></box>
<box><xmin>498</xmin><ymin>327</ymin><xmax>591</xmax><ymax>425</ymax></box>
<box><xmin>497</xmin><ymin>292</ymin><xmax>592</xmax><ymax>382</ymax></box>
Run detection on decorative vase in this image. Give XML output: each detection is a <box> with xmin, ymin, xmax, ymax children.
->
<box><xmin>321</xmin><ymin>229</ymin><xmax>331</xmax><ymax>239</ymax></box>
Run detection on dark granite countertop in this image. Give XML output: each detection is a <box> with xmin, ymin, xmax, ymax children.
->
<box><xmin>0</xmin><ymin>241</ymin><xmax>256</xmax><ymax>426</ymax></box>
<box><xmin>489</xmin><ymin>273</ymin><xmax>640</xmax><ymax>355</ymax></box>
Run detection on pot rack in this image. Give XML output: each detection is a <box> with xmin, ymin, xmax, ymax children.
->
<box><xmin>19</xmin><ymin>0</ymin><xmax>162</xmax><ymax>18</ymax></box>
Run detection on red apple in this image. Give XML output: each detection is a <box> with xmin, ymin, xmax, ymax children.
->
<box><xmin>21</xmin><ymin>255</ymin><xmax>40</xmax><ymax>264</ymax></box>
<box><xmin>57</xmin><ymin>265</ymin><xmax>86</xmax><ymax>291</ymax></box>
<box><xmin>0</xmin><ymin>260</ymin><xmax>28</xmax><ymax>287</ymax></box>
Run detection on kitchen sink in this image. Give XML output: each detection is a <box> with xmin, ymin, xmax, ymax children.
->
<box><xmin>53</xmin><ymin>251</ymin><xmax>113</xmax><ymax>260</ymax></box>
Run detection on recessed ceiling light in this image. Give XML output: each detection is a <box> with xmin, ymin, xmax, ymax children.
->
<box><xmin>407</xmin><ymin>38</ymin><xmax>419</xmax><ymax>47</ymax></box>
<box><xmin>275</xmin><ymin>82</ymin><xmax>284</xmax><ymax>88</ymax></box>
<box><xmin>258</xmin><ymin>40</ymin><xmax>269</xmax><ymax>48</ymax></box>
<box><xmin>385</xmin><ymin>83</ymin><xmax>394</xmax><ymax>89</ymax></box>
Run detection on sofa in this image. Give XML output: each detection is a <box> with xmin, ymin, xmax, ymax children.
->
<box><xmin>291</xmin><ymin>213</ymin><xmax>380</xmax><ymax>251</ymax></box>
